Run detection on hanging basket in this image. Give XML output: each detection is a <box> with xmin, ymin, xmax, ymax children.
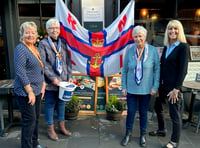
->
<box><xmin>106</xmin><ymin>111</ymin><xmax>122</xmax><ymax>121</ymax></box>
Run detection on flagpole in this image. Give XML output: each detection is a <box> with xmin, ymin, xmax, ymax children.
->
<box><xmin>118</xmin><ymin>0</ymin><xmax>120</xmax><ymax>15</ymax></box>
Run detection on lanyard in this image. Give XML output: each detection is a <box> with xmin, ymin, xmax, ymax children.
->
<box><xmin>47</xmin><ymin>36</ymin><xmax>62</xmax><ymax>60</ymax></box>
<box><xmin>136</xmin><ymin>46</ymin><xmax>145</xmax><ymax>63</ymax></box>
<box><xmin>22</xmin><ymin>41</ymin><xmax>44</xmax><ymax>68</ymax></box>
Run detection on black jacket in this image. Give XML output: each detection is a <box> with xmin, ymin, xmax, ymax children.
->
<box><xmin>160</xmin><ymin>42</ymin><xmax>189</xmax><ymax>93</ymax></box>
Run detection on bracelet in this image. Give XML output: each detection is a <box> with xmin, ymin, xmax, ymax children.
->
<box><xmin>27</xmin><ymin>90</ymin><xmax>33</xmax><ymax>94</ymax></box>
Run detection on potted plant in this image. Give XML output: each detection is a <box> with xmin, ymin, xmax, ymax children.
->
<box><xmin>105</xmin><ymin>95</ymin><xmax>126</xmax><ymax>121</ymax></box>
<box><xmin>65</xmin><ymin>95</ymin><xmax>82</xmax><ymax>120</ymax></box>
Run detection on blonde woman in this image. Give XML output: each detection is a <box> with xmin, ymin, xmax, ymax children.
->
<box><xmin>14</xmin><ymin>21</ymin><xmax>46</xmax><ymax>148</ymax></box>
<box><xmin>149</xmin><ymin>20</ymin><xmax>189</xmax><ymax>148</ymax></box>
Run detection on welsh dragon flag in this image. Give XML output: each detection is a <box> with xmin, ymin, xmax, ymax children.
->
<box><xmin>56</xmin><ymin>0</ymin><xmax>135</xmax><ymax>77</ymax></box>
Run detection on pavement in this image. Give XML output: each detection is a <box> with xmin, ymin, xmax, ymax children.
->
<box><xmin>0</xmin><ymin>111</ymin><xmax>200</xmax><ymax>148</ymax></box>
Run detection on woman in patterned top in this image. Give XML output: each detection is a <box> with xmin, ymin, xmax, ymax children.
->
<box><xmin>14</xmin><ymin>21</ymin><xmax>46</xmax><ymax>148</ymax></box>
<box><xmin>38</xmin><ymin>18</ymin><xmax>73</xmax><ymax>141</ymax></box>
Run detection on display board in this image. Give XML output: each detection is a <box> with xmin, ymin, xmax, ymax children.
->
<box><xmin>106</xmin><ymin>74</ymin><xmax>127</xmax><ymax>115</ymax></box>
<box><xmin>96</xmin><ymin>77</ymin><xmax>106</xmax><ymax>112</ymax></box>
<box><xmin>72</xmin><ymin>74</ymin><xmax>96</xmax><ymax>114</ymax></box>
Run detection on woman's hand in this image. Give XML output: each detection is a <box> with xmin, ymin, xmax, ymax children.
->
<box><xmin>28</xmin><ymin>91</ymin><xmax>36</xmax><ymax>106</ymax></box>
<box><xmin>167</xmin><ymin>88</ymin><xmax>179</xmax><ymax>104</ymax></box>
<box><xmin>52</xmin><ymin>78</ymin><xmax>60</xmax><ymax>86</ymax></box>
<box><xmin>68</xmin><ymin>78</ymin><xmax>73</xmax><ymax>83</ymax></box>
<box><xmin>122</xmin><ymin>89</ymin><xmax>127</xmax><ymax>96</ymax></box>
<box><xmin>150</xmin><ymin>89</ymin><xmax>158</xmax><ymax>96</ymax></box>
<box><xmin>41</xmin><ymin>81</ymin><xmax>46</xmax><ymax>99</ymax></box>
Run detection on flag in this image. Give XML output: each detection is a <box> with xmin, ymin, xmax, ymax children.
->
<box><xmin>56</xmin><ymin>0</ymin><xmax>135</xmax><ymax>77</ymax></box>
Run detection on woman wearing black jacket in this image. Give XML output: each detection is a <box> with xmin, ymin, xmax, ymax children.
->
<box><xmin>149</xmin><ymin>20</ymin><xmax>189</xmax><ymax>148</ymax></box>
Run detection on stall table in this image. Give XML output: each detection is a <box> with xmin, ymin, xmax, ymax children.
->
<box><xmin>0</xmin><ymin>79</ymin><xmax>20</xmax><ymax>136</ymax></box>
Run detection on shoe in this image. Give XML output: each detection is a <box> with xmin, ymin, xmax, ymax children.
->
<box><xmin>58</xmin><ymin>121</ymin><xmax>72</xmax><ymax>136</ymax></box>
<box><xmin>47</xmin><ymin>125</ymin><xmax>59</xmax><ymax>141</ymax></box>
<box><xmin>140</xmin><ymin>135</ymin><xmax>146</xmax><ymax>147</ymax></box>
<box><xmin>149</xmin><ymin>129</ymin><xmax>166</xmax><ymax>137</ymax></box>
<box><xmin>120</xmin><ymin>131</ymin><xmax>132</xmax><ymax>146</ymax></box>
<box><xmin>163</xmin><ymin>141</ymin><xmax>177</xmax><ymax>148</ymax></box>
<box><xmin>36</xmin><ymin>145</ymin><xmax>47</xmax><ymax>148</ymax></box>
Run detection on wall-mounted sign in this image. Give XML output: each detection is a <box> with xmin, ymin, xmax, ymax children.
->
<box><xmin>81</xmin><ymin>0</ymin><xmax>104</xmax><ymax>32</ymax></box>
<box><xmin>190</xmin><ymin>46</ymin><xmax>200</xmax><ymax>61</ymax></box>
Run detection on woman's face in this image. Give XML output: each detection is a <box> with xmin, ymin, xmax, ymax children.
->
<box><xmin>48</xmin><ymin>23</ymin><xmax>60</xmax><ymax>40</ymax></box>
<box><xmin>23</xmin><ymin>27</ymin><xmax>37</xmax><ymax>45</ymax></box>
<box><xmin>168</xmin><ymin>26</ymin><xmax>179</xmax><ymax>42</ymax></box>
<box><xmin>133</xmin><ymin>32</ymin><xmax>146</xmax><ymax>48</ymax></box>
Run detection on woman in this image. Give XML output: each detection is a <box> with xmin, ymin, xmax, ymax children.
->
<box><xmin>38</xmin><ymin>18</ymin><xmax>73</xmax><ymax>141</ymax></box>
<box><xmin>14</xmin><ymin>21</ymin><xmax>46</xmax><ymax>148</ymax></box>
<box><xmin>149</xmin><ymin>20</ymin><xmax>189</xmax><ymax>148</ymax></box>
<box><xmin>121</xmin><ymin>25</ymin><xmax>160</xmax><ymax>147</ymax></box>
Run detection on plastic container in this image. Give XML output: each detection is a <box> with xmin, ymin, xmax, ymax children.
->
<box><xmin>58</xmin><ymin>82</ymin><xmax>76</xmax><ymax>101</ymax></box>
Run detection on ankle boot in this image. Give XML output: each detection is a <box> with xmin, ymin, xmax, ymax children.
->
<box><xmin>58</xmin><ymin>121</ymin><xmax>72</xmax><ymax>136</ymax></box>
<box><xmin>140</xmin><ymin>134</ymin><xmax>146</xmax><ymax>147</ymax></box>
<box><xmin>120</xmin><ymin>131</ymin><xmax>132</xmax><ymax>146</ymax></box>
<box><xmin>47</xmin><ymin>125</ymin><xmax>58</xmax><ymax>141</ymax></box>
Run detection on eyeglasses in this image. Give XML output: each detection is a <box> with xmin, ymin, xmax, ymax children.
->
<box><xmin>48</xmin><ymin>27</ymin><xmax>60</xmax><ymax>30</ymax></box>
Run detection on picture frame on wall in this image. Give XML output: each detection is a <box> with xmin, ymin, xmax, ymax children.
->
<box><xmin>190</xmin><ymin>46</ymin><xmax>200</xmax><ymax>61</ymax></box>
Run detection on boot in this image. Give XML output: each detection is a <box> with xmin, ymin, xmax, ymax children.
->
<box><xmin>58</xmin><ymin>121</ymin><xmax>72</xmax><ymax>136</ymax></box>
<box><xmin>140</xmin><ymin>134</ymin><xmax>146</xmax><ymax>147</ymax></box>
<box><xmin>47</xmin><ymin>125</ymin><xmax>58</xmax><ymax>141</ymax></box>
<box><xmin>120</xmin><ymin>130</ymin><xmax>132</xmax><ymax>146</ymax></box>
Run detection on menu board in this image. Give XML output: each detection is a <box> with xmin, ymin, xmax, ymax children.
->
<box><xmin>106</xmin><ymin>75</ymin><xmax>127</xmax><ymax>115</ymax></box>
<box><xmin>72</xmin><ymin>75</ymin><xmax>96</xmax><ymax>111</ymax></box>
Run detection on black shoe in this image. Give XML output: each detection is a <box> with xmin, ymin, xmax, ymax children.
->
<box><xmin>149</xmin><ymin>129</ymin><xmax>167</xmax><ymax>137</ymax></box>
<box><xmin>120</xmin><ymin>131</ymin><xmax>132</xmax><ymax>146</ymax></box>
<box><xmin>140</xmin><ymin>135</ymin><xmax>146</xmax><ymax>147</ymax></box>
<box><xmin>36</xmin><ymin>145</ymin><xmax>47</xmax><ymax>148</ymax></box>
<box><xmin>163</xmin><ymin>141</ymin><xmax>178</xmax><ymax>148</ymax></box>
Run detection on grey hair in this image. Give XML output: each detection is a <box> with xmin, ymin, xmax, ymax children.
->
<box><xmin>132</xmin><ymin>25</ymin><xmax>147</xmax><ymax>37</ymax></box>
<box><xmin>46</xmin><ymin>18</ymin><xmax>60</xmax><ymax>30</ymax></box>
<box><xmin>19</xmin><ymin>21</ymin><xmax>38</xmax><ymax>42</ymax></box>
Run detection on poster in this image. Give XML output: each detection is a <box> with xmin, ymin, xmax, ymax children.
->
<box><xmin>96</xmin><ymin>77</ymin><xmax>106</xmax><ymax>112</ymax></box>
<box><xmin>73</xmin><ymin>75</ymin><xmax>96</xmax><ymax>111</ymax></box>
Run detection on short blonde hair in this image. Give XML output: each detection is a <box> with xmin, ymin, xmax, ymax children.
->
<box><xmin>163</xmin><ymin>20</ymin><xmax>187</xmax><ymax>46</ymax></box>
<box><xmin>46</xmin><ymin>18</ymin><xmax>60</xmax><ymax>30</ymax></box>
<box><xmin>132</xmin><ymin>25</ymin><xmax>147</xmax><ymax>37</ymax></box>
<box><xmin>19</xmin><ymin>21</ymin><xmax>38</xmax><ymax>42</ymax></box>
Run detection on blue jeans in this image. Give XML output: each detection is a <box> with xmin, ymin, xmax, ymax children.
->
<box><xmin>126</xmin><ymin>93</ymin><xmax>150</xmax><ymax>134</ymax></box>
<box><xmin>44</xmin><ymin>90</ymin><xmax>66</xmax><ymax>125</ymax></box>
<box><xmin>15</xmin><ymin>94</ymin><xmax>41</xmax><ymax>148</ymax></box>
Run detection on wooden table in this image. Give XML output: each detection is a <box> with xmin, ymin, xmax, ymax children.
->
<box><xmin>182</xmin><ymin>81</ymin><xmax>200</xmax><ymax>128</ymax></box>
<box><xmin>0</xmin><ymin>79</ymin><xmax>19</xmax><ymax>136</ymax></box>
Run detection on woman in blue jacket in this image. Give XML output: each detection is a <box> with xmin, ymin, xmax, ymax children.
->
<box><xmin>121</xmin><ymin>25</ymin><xmax>160</xmax><ymax>147</ymax></box>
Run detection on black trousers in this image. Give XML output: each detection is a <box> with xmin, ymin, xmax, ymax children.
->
<box><xmin>15</xmin><ymin>94</ymin><xmax>41</xmax><ymax>148</ymax></box>
<box><xmin>154</xmin><ymin>88</ymin><xmax>182</xmax><ymax>143</ymax></box>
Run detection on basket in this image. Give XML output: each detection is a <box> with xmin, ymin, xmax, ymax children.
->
<box><xmin>59</xmin><ymin>82</ymin><xmax>76</xmax><ymax>101</ymax></box>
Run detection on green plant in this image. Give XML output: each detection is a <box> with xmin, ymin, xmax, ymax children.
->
<box><xmin>105</xmin><ymin>95</ymin><xmax>126</xmax><ymax>113</ymax></box>
<box><xmin>65</xmin><ymin>95</ymin><xmax>82</xmax><ymax>113</ymax></box>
